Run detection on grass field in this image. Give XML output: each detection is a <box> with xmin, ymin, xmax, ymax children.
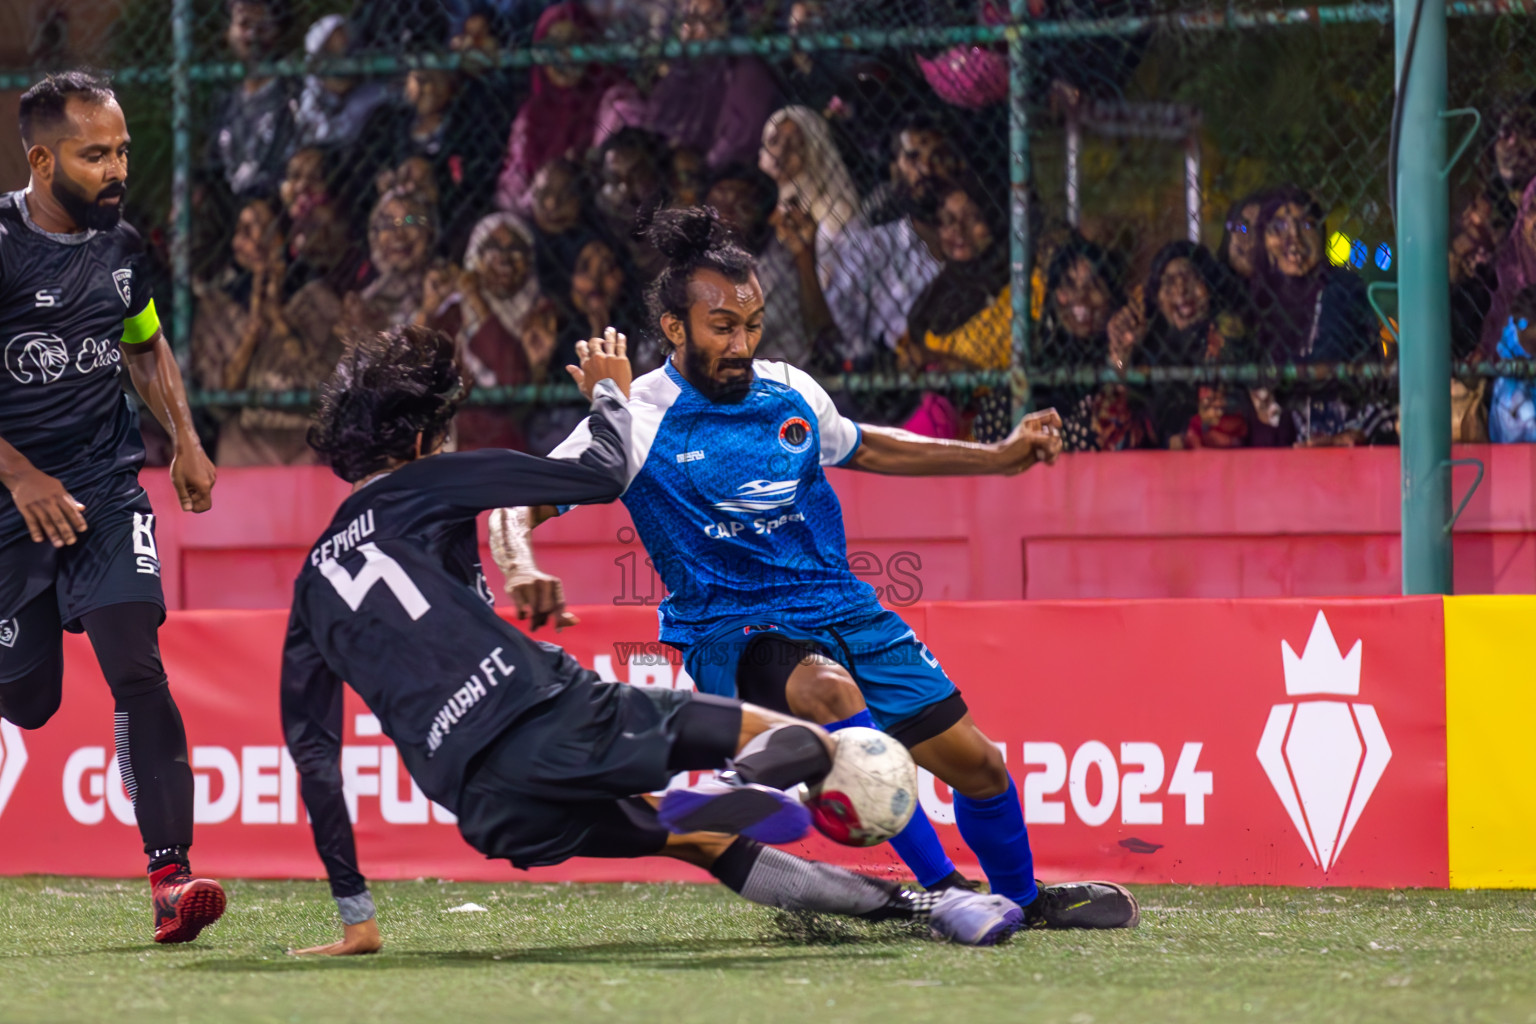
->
<box><xmin>3</xmin><ymin>879</ymin><xmax>1536</xmax><ymax>1024</ymax></box>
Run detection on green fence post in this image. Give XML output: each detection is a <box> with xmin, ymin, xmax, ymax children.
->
<box><xmin>1008</xmin><ymin>0</ymin><xmax>1033</xmax><ymax>419</ymax></box>
<box><xmin>170</xmin><ymin>0</ymin><xmax>192</xmax><ymax>353</ymax></box>
<box><xmin>1395</xmin><ymin>0</ymin><xmax>1452</xmax><ymax>594</ymax></box>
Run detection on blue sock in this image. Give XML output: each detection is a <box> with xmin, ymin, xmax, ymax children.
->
<box><xmin>824</xmin><ymin>709</ymin><xmax>878</xmax><ymax>733</ymax></box>
<box><xmin>886</xmin><ymin>808</ymin><xmax>958</xmax><ymax>888</ymax></box>
<box><xmin>954</xmin><ymin>776</ymin><xmax>1038</xmax><ymax>907</ymax></box>
<box><xmin>824</xmin><ymin>710</ymin><xmax>957</xmax><ymax>889</ymax></box>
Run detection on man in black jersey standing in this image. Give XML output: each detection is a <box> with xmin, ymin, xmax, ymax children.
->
<box><xmin>0</xmin><ymin>71</ymin><xmax>224</xmax><ymax>943</ymax></box>
<box><xmin>283</xmin><ymin>324</ymin><xmax>1025</xmax><ymax>954</ymax></box>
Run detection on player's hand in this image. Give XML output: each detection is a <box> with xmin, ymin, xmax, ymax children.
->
<box><xmin>5</xmin><ymin>467</ymin><xmax>87</xmax><ymax>547</ymax></box>
<box><xmin>567</xmin><ymin>327</ymin><xmax>631</xmax><ymax>400</ymax></box>
<box><xmin>291</xmin><ymin>917</ymin><xmax>382</xmax><ymax>956</ymax></box>
<box><xmin>171</xmin><ymin>443</ymin><xmax>217</xmax><ymax>513</ymax></box>
<box><xmin>995</xmin><ymin>408</ymin><xmax>1063</xmax><ymax>475</ymax></box>
<box><xmin>507</xmin><ymin>568</ymin><xmax>580</xmax><ymax>632</ymax></box>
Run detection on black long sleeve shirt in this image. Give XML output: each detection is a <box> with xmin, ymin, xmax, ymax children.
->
<box><xmin>280</xmin><ymin>380</ymin><xmax>628</xmax><ymax>899</ymax></box>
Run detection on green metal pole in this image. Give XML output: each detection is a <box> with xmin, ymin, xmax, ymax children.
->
<box><xmin>1008</xmin><ymin>0</ymin><xmax>1033</xmax><ymax>418</ymax></box>
<box><xmin>1395</xmin><ymin>0</ymin><xmax>1452</xmax><ymax>594</ymax></box>
<box><xmin>170</xmin><ymin>0</ymin><xmax>192</xmax><ymax>353</ymax></box>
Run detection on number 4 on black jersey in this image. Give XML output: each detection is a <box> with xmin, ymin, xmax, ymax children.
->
<box><xmin>279</xmin><ymin>381</ymin><xmax>631</xmax><ymax>895</ymax></box>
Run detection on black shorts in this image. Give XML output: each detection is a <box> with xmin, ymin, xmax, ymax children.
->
<box><xmin>454</xmin><ymin>682</ymin><xmax>740</xmax><ymax>870</ymax></box>
<box><xmin>0</xmin><ymin>491</ymin><xmax>164</xmax><ymax>684</ymax></box>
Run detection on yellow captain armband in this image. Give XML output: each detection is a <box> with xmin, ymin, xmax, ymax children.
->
<box><xmin>121</xmin><ymin>298</ymin><xmax>161</xmax><ymax>346</ymax></box>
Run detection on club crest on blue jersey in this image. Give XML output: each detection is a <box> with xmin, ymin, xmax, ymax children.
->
<box><xmin>777</xmin><ymin>416</ymin><xmax>812</xmax><ymax>454</ymax></box>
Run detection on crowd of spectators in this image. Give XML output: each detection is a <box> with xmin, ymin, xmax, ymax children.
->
<box><xmin>177</xmin><ymin>0</ymin><xmax>1533</xmax><ymax>466</ymax></box>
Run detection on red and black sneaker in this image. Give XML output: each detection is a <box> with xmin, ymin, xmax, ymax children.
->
<box><xmin>150</xmin><ymin>864</ymin><xmax>226</xmax><ymax>944</ymax></box>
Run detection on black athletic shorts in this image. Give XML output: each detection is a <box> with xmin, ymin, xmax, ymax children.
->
<box><xmin>455</xmin><ymin>681</ymin><xmax>740</xmax><ymax>870</ymax></box>
<box><xmin>0</xmin><ymin>490</ymin><xmax>164</xmax><ymax>685</ymax></box>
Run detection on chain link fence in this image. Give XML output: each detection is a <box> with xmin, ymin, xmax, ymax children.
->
<box><xmin>4</xmin><ymin>0</ymin><xmax>1535</xmax><ymax>461</ymax></box>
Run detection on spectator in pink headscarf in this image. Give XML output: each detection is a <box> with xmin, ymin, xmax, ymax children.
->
<box><xmin>494</xmin><ymin>2</ymin><xmax>618</xmax><ymax>215</ymax></box>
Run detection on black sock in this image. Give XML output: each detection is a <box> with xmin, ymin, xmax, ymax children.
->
<box><xmin>114</xmin><ymin>686</ymin><xmax>194</xmax><ymax>873</ymax></box>
<box><xmin>731</xmin><ymin>725</ymin><xmax>832</xmax><ymax>790</ymax></box>
<box><xmin>81</xmin><ymin>604</ymin><xmax>195</xmax><ymax>875</ymax></box>
<box><xmin>709</xmin><ymin>836</ymin><xmax>927</xmax><ymax>921</ymax></box>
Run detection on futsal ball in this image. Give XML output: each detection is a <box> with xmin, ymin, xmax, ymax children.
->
<box><xmin>806</xmin><ymin>727</ymin><xmax>919</xmax><ymax>847</ymax></box>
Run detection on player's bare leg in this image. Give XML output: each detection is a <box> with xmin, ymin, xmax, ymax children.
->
<box><xmin>781</xmin><ymin>654</ymin><xmax>971</xmax><ymax>891</ymax></box>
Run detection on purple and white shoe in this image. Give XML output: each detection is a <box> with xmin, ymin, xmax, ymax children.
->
<box><xmin>657</xmin><ymin>777</ymin><xmax>811</xmax><ymax>844</ymax></box>
<box><xmin>928</xmin><ymin>888</ymin><xmax>1025</xmax><ymax>946</ymax></box>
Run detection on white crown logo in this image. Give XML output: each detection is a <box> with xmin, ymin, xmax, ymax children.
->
<box><xmin>1257</xmin><ymin>611</ymin><xmax>1391</xmax><ymax>873</ymax></box>
<box><xmin>1280</xmin><ymin>611</ymin><xmax>1362</xmax><ymax>696</ymax></box>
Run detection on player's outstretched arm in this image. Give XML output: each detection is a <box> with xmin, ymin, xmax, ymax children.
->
<box><xmin>848</xmin><ymin>409</ymin><xmax>1064</xmax><ymax>477</ymax></box>
<box><xmin>428</xmin><ymin>331</ymin><xmax>635</xmax><ymax>519</ymax></box>
<box><xmin>121</xmin><ymin>328</ymin><xmax>216</xmax><ymax>512</ymax></box>
<box><xmin>280</xmin><ymin>612</ymin><xmax>381</xmax><ymax>956</ymax></box>
<box><xmin>484</xmin><ymin>328</ymin><xmax>638</xmax><ymax>630</ymax></box>
<box><xmin>489</xmin><ymin>506</ymin><xmax>576</xmax><ymax>631</ymax></box>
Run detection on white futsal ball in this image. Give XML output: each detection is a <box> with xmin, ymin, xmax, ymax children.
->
<box><xmin>806</xmin><ymin>727</ymin><xmax>919</xmax><ymax>847</ymax></box>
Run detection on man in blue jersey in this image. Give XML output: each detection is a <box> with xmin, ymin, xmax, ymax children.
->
<box><xmin>283</xmin><ymin>324</ymin><xmax>1028</xmax><ymax>953</ymax></box>
<box><xmin>491</xmin><ymin>207</ymin><xmax>1138</xmax><ymax>938</ymax></box>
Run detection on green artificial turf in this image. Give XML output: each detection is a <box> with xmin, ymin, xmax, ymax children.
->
<box><xmin>1</xmin><ymin>879</ymin><xmax>1534</xmax><ymax>1023</ymax></box>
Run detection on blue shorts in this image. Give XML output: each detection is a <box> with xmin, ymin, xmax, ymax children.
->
<box><xmin>678</xmin><ymin>608</ymin><xmax>958</xmax><ymax>730</ymax></box>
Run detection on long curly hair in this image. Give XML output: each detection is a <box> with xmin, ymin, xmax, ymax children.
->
<box><xmin>308</xmin><ymin>324</ymin><xmax>466</xmax><ymax>483</ymax></box>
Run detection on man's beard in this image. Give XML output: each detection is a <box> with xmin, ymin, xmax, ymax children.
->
<box><xmin>52</xmin><ymin>173</ymin><xmax>125</xmax><ymax>231</ymax></box>
<box><xmin>682</xmin><ymin>330</ymin><xmax>753</xmax><ymax>404</ymax></box>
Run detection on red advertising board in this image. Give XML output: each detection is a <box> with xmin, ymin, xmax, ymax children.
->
<box><xmin>0</xmin><ymin>600</ymin><xmax>1447</xmax><ymax>887</ymax></box>
<box><xmin>926</xmin><ymin>599</ymin><xmax>1448</xmax><ymax>887</ymax></box>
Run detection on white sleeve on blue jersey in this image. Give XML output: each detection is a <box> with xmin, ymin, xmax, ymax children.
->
<box><xmin>547</xmin><ymin>365</ymin><xmax>678</xmax><ymax>494</ymax></box>
<box><xmin>753</xmin><ymin>360</ymin><xmax>863</xmax><ymax>467</ymax></box>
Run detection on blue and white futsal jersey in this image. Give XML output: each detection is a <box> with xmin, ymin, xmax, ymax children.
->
<box><xmin>550</xmin><ymin>359</ymin><xmax>885</xmax><ymax>645</ymax></box>
<box><xmin>551</xmin><ymin>359</ymin><xmax>959</xmax><ymax>726</ymax></box>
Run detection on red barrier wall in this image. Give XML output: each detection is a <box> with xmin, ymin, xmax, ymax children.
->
<box><xmin>0</xmin><ymin>600</ymin><xmax>1448</xmax><ymax>887</ymax></box>
<box><xmin>139</xmin><ymin>445</ymin><xmax>1536</xmax><ymax>611</ymax></box>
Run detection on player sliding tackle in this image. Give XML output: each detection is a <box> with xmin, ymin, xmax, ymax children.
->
<box><xmin>491</xmin><ymin>206</ymin><xmax>1139</xmax><ymax>939</ymax></box>
<box><xmin>282</xmin><ymin>324</ymin><xmax>1029</xmax><ymax>953</ymax></box>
